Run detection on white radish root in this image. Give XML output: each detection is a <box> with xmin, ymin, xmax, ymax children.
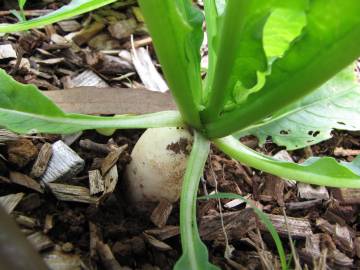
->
<box><xmin>124</xmin><ymin>127</ymin><xmax>193</xmax><ymax>206</ymax></box>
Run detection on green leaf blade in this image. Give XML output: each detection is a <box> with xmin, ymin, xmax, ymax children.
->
<box><xmin>215</xmin><ymin>136</ymin><xmax>360</xmax><ymax>188</ymax></box>
<box><xmin>0</xmin><ymin>0</ymin><xmax>117</xmax><ymax>33</ymax></box>
<box><xmin>175</xmin><ymin>131</ymin><xmax>219</xmax><ymax>270</ymax></box>
<box><xmin>0</xmin><ymin>69</ymin><xmax>183</xmax><ymax>134</ymax></box>
<box><xmin>138</xmin><ymin>0</ymin><xmax>203</xmax><ymax>129</ymax></box>
<box><xmin>205</xmin><ymin>0</ymin><xmax>360</xmax><ymax>138</ymax></box>
<box><xmin>236</xmin><ymin>65</ymin><xmax>360</xmax><ymax>150</ymax></box>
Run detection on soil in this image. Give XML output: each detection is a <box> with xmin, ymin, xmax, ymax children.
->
<box><xmin>1</xmin><ymin>1</ymin><xmax>360</xmax><ymax>270</ymax></box>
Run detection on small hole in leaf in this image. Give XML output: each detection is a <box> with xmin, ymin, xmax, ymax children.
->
<box><xmin>337</xmin><ymin>121</ymin><xmax>346</xmax><ymax>125</ymax></box>
<box><xmin>308</xmin><ymin>131</ymin><xmax>313</xmax><ymax>135</ymax></box>
<box><xmin>313</xmin><ymin>131</ymin><xmax>320</xmax><ymax>137</ymax></box>
<box><xmin>307</xmin><ymin>140</ymin><xmax>314</xmax><ymax>143</ymax></box>
<box><xmin>280</xmin><ymin>130</ymin><xmax>290</xmax><ymax>135</ymax></box>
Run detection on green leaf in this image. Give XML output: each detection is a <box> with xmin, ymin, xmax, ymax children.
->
<box><xmin>0</xmin><ymin>0</ymin><xmax>116</xmax><ymax>33</ymax></box>
<box><xmin>237</xmin><ymin>65</ymin><xmax>360</xmax><ymax>150</ymax></box>
<box><xmin>0</xmin><ymin>69</ymin><xmax>183</xmax><ymax>134</ymax></box>
<box><xmin>18</xmin><ymin>0</ymin><xmax>27</xmax><ymax>10</ymax></box>
<box><xmin>202</xmin><ymin>0</ymin><xmax>271</xmax><ymax>121</ymax></box>
<box><xmin>263</xmin><ymin>8</ymin><xmax>306</xmax><ymax>62</ymax></box>
<box><xmin>202</xmin><ymin>0</ymin><xmax>308</xmax><ymax>122</ymax></box>
<box><xmin>138</xmin><ymin>0</ymin><xmax>204</xmax><ymax>129</ymax></box>
<box><xmin>205</xmin><ymin>0</ymin><xmax>360</xmax><ymax>138</ymax></box>
<box><xmin>201</xmin><ymin>193</ymin><xmax>287</xmax><ymax>270</ymax></box>
<box><xmin>175</xmin><ymin>131</ymin><xmax>219</xmax><ymax>270</ymax></box>
<box><xmin>214</xmin><ymin>136</ymin><xmax>360</xmax><ymax>188</ymax></box>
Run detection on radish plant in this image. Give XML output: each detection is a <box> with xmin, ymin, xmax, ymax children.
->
<box><xmin>2</xmin><ymin>0</ymin><xmax>360</xmax><ymax>269</ymax></box>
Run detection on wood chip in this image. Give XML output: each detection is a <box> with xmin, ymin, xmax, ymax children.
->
<box><xmin>9</xmin><ymin>172</ymin><xmax>44</xmax><ymax>193</ymax></box>
<box><xmin>286</xmin><ymin>198</ymin><xmax>323</xmax><ymax>211</ymax></box>
<box><xmin>131</xmin><ymin>47</ymin><xmax>168</xmax><ymax>92</ymax></box>
<box><xmin>35</xmin><ymin>57</ymin><xmax>65</xmax><ymax>65</ymax></box>
<box><xmin>150</xmin><ymin>200</ymin><xmax>173</xmax><ymax>228</ymax></box>
<box><xmin>41</xmin><ymin>140</ymin><xmax>85</xmax><ymax>184</ymax></box>
<box><xmin>260</xmin><ymin>174</ymin><xmax>284</xmax><ymax>205</ymax></box>
<box><xmin>43</xmin><ymin>214</ymin><xmax>54</xmax><ymax>234</ymax></box>
<box><xmin>73</xmin><ymin>21</ymin><xmax>105</xmax><ymax>46</ymax></box>
<box><xmin>200</xmin><ymin>208</ymin><xmax>256</xmax><ymax>241</ymax></box>
<box><xmin>7</xmin><ymin>138</ymin><xmax>38</xmax><ymax>168</ymax></box>
<box><xmin>355</xmin><ymin>237</ymin><xmax>360</xmax><ymax>258</ymax></box>
<box><xmin>260</xmin><ymin>214</ymin><xmax>313</xmax><ymax>238</ymax></box>
<box><xmin>48</xmin><ymin>183</ymin><xmax>98</xmax><ymax>204</ymax></box>
<box><xmin>297</xmin><ymin>183</ymin><xmax>329</xmax><ymax>200</ymax></box>
<box><xmin>316</xmin><ymin>218</ymin><xmax>354</xmax><ymax>254</ymax></box>
<box><xmin>89</xmin><ymin>170</ymin><xmax>105</xmax><ymax>195</ymax></box>
<box><xmin>27</xmin><ymin>232</ymin><xmax>53</xmax><ymax>251</ymax></box>
<box><xmin>15</xmin><ymin>215</ymin><xmax>38</xmax><ymax>229</ymax></box>
<box><xmin>0</xmin><ymin>193</ymin><xmax>25</xmax><ymax>213</ymax></box>
<box><xmin>334</xmin><ymin>147</ymin><xmax>360</xmax><ymax>157</ymax></box>
<box><xmin>96</xmin><ymin>241</ymin><xmax>123</xmax><ymax>270</ymax></box>
<box><xmin>71</xmin><ymin>70</ymin><xmax>109</xmax><ymax>88</ymax></box>
<box><xmin>332</xmin><ymin>188</ymin><xmax>360</xmax><ymax>204</ymax></box>
<box><xmin>30</xmin><ymin>143</ymin><xmax>53</xmax><ymax>178</ymax></box>
<box><xmin>143</xmin><ymin>233</ymin><xmax>172</xmax><ymax>251</ymax></box>
<box><xmin>43</xmin><ymin>87</ymin><xmax>176</xmax><ymax>115</ymax></box>
<box><xmin>101</xmin><ymin>145</ymin><xmax>127</xmax><ymax>176</ymax></box>
<box><xmin>0</xmin><ymin>44</ymin><xmax>16</xmax><ymax>59</ymax></box>
<box><xmin>100</xmin><ymin>165</ymin><xmax>119</xmax><ymax>200</ymax></box>
<box><xmin>273</xmin><ymin>150</ymin><xmax>296</xmax><ymax>187</ymax></box>
<box><xmin>108</xmin><ymin>19</ymin><xmax>137</xmax><ymax>40</ymax></box>
<box><xmin>144</xmin><ymin>226</ymin><xmax>180</xmax><ymax>241</ymax></box>
<box><xmin>80</xmin><ymin>139</ymin><xmax>111</xmax><ymax>155</ymax></box>
<box><xmin>0</xmin><ymin>129</ymin><xmax>19</xmax><ymax>143</ymax></box>
<box><xmin>57</xmin><ymin>20</ymin><xmax>82</xmax><ymax>32</ymax></box>
<box><xmin>86</xmin><ymin>51</ymin><xmax>133</xmax><ymax>75</ymax></box>
<box><xmin>43</xmin><ymin>251</ymin><xmax>83</xmax><ymax>270</ymax></box>
<box><xmin>61</xmin><ymin>132</ymin><xmax>83</xmax><ymax>146</ymax></box>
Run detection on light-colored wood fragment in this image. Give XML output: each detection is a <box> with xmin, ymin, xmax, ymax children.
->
<box><xmin>334</xmin><ymin>147</ymin><xmax>360</xmax><ymax>157</ymax></box>
<box><xmin>43</xmin><ymin>250</ymin><xmax>83</xmax><ymax>270</ymax></box>
<box><xmin>0</xmin><ymin>193</ymin><xmax>25</xmax><ymax>213</ymax></box>
<box><xmin>150</xmin><ymin>200</ymin><xmax>173</xmax><ymax>228</ymax></box>
<box><xmin>0</xmin><ymin>129</ymin><xmax>19</xmax><ymax>143</ymax></box>
<box><xmin>57</xmin><ymin>20</ymin><xmax>82</xmax><ymax>32</ymax></box>
<box><xmin>273</xmin><ymin>150</ymin><xmax>296</xmax><ymax>187</ymax></box>
<box><xmin>48</xmin><ymin>183</ymin><xmax>98</xmax><ymax>204</ymax></box>
<box><xmin>297</xmin><ymin>183</ymin><xmax>329</xmax><ymax>200</ymax></box>
<box><xmin>89</xmin><ymin>170</ymin><xmax>105</xmax><ymax>195</ymax></box>
<box><xmin>43</xmin><ymin>215</ymin><xmax>54</xmax><ymax>234</ymax></box>
<box><xmin>31</xmin><ymin>143</ymin><xmax>53</xmax><ymax>178</ymax></box>
<box><xmin>101</xmin><ymin>145</ymin><xmax>127</xmax><ymax>175</ymax></box>
<box><xmin>102</xmin><ymin>165</ymin><xmax>119</xmax><ymax>197</ymax></box>
<box><xmin>145</xmin><ymin>226</ymin><xmax>180</xmax><ymax>241</ymax></box>
<box><xmin>43</xmin><ymin>87</ymin><xmax>176</xmax><ymax>115</ymax></box>
<box><xmin>332</xmin><ymin>188</ymin><xmax>360</xmax><ymax>204</ymax></box>
<box><xmin>260</xmin><ymin>214</ymin><xmax>313</xmax><ymax>238</ymax></box>
<box><xmin>9</xmin><ymin>172</ymin><xmax>43</xmax><ymax>193</ymax></box>
<box><xmin>27</xmin><ymin>232</ymin><xmax>53</xmax><ymax>251</ymax></box>
<box><xmin>41</xmin><ymin>141</ymin><xmax>85</xmax><ymax>184</ymax></box>
<box><xmin>143</xmin><ymin>233</ymin><xmax>172</xmax><ymax>251</ymax></box>
<box><xmin>15</xmin><ymin>215</ymin><xmax>38</xmax><ymax>229</ymax></box>
<box><xmin>131</xmin><ymin>47</ymin><xmax>168</xmax><ymax>92</ymax></box>
<box><xmin>61</xmin><ymin>132</ymin><xmax>82</xmax><ymax>146</ymax></box>
<box><xmin>35</xmin><ymin>57</ymin><xmax>65</xmax><ymax>65</ymax></box>
<box><xmin>71</xmin><ymin>70</ymin><xmax>109</xmax><ymax>88</ymax></box>
<box><xmin>0</xmin><ymin>44</ymin><xmax>16</xmax><ymax>59</ymax></box>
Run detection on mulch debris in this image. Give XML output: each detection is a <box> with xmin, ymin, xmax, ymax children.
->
<box><xmin>1</xmin><ymin>1</ymin><xmax>360</xmax><ymax>269</ymax></box>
